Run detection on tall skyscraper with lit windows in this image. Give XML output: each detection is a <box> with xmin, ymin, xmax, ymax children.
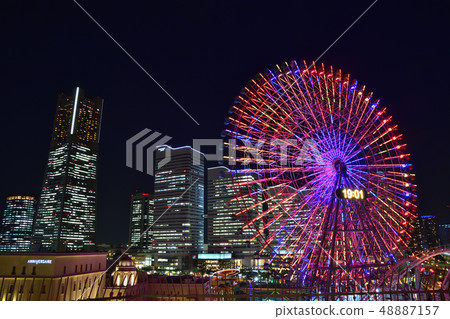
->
<box><xmin>129</xmin><ymin>192</ymin><xmax>154</xmax><ymax>252</ymax></box>
<box><xmin>32</xmin><ymin>87</ymin><xmax>103</xmax><ymax>252</ymax></box>
<box><xmin>438</xmin><ymin>224</ymin><xmax>450</xmax><ymax>245</ymax></box>
<box><xmin>0</xmin><ymin>196</ymin><xmax>37</xmax><ymax>252</ymax></box>
<box><xmin>206</xmin><ymin>166</ymin><xmax>262</xmax><ymax>260</ymax></box>
<box><xmin>152</xmin><ymin>146</ymin><xmax>205</xmax><ymax>271</ymax></box>
<box><xmin>411</xmin><ymin>215</ymin><xmax>441</xmax><ymax>252</ymax></box>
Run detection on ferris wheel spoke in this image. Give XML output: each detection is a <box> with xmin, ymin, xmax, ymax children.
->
<box><xmin>370</xmin><ymin>193</ymin><xmax>411</xmax><ymax>227</ymax></box>
<box><xmin>265</xmin><ymin>74</ymin><xmax>304</xmax><ymax>123</ymax></box>
<box><xmin>264</xmin><ymin>191</ymin><xmax>323</xmax><ymax>250</ymax></box>
<box><xmin>255</xmin><ymin>197</ymin><xmax>312</xmax><ymax>249</ymax></box>
<box><xmin>259</xmin><ymin>178</ymin><xmax>330</xmax><ymax>253</ymax></box>
<box><xmin>346</xmin><ymin>167</ymin><xmax>369</xmax><ymax>180</ymax></box>
<box><xmin>351</xmin><ymin>93</ymin><xmax>372</xmax><ymax>138</ymax></box>
<box><xmin>362</xmin><ymin>126</ymin><xmax>397</xmax><ymax>150</ymax></box>
<box><xmin>357</xmin><ymin>114</ymin><xmax>392</xmax><ymax>147</ymax></box>
<box><xmin>368</xmin><ymin>200</ymin><xmax>410</xmax><ymax>250</ymax></box>
<box><xmin>285</xmin><ymin>186</ymin><xmax>333</xmax><ymax>260</ymax></box>
<box><xmin>243</xmin><ymin>192</ymin><xmax>298</xmax><ymax>231</ymax></box>
<box><xmin>228</xmin><ymin>183</ymin><xmax>280</xmax><ymax>204</ymax></box>
<box><xmin>366</xmin><ymin>181</ymin><xmax>409</xmax><ymax>210</ymax></box>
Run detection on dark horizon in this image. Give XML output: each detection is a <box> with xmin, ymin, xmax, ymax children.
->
<box><xmin>1</xmin><ymin>0</ymin><xmax>449</xmax><ymax>245</ymax></box>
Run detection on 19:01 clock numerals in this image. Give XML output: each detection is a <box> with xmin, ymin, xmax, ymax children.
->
<box><xmin>336</xmin><ymin>188</ymin><xmax>368</xmax><ymax>200</ymax></box>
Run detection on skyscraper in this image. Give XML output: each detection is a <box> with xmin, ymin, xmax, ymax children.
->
<box><xmin>206</xmin><ymin>166</ymin><xmax>261</xmax><ymax>261</ymax></box>
<box><xmin>152</xmin><ymin>146</ymin><xmax>205</xmax><ymax>271</ymax></box>
<box><xmin>33</xmin><ymin>87</ymin><xmax>103</xmax><ymax>252</ymax></box>
<box><xmin>420</xmin><ymin>215</ymin><xmax>440</xmax><ymax>249</ymax></box>
<box><xmin>129</xmin><ymin>192</ymin><xmax>154</xmax><ymax>252</ymax></box>
<box><xmin>411</xmin><ymin>215</ymin><xmax>440</xmax><ymax>251</ymax></box>
<box><xmin>0</xmin><ymin>196</ymin><xmax>37</xmax><ymax>252</ymax></box>
<box><xmin>438</xmin><ymin>224</ymin><xmax>450</xmax><ymax>246</ymax></box>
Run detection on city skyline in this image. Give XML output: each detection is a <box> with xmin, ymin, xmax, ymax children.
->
<box><xmin>1</xmin><ymin>1</ymin><xmax>449</xmax><ymax>247</ymax></box>
<box><xmin>1</xmin><ymin>1</ymin><xmax>450</xmax><ymax>305</ymax></box>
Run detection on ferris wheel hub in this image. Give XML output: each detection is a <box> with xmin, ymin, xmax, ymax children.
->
<box><xmin>332</xmin><ymin>158</ymin><xmax>347</xmax><ymax>175</ymax></box>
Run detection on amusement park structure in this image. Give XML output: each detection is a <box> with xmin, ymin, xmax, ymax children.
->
<box><xmin>224</xmin><ymin>60</ymin><xmax>421</xmax><ymax>298</ymax></box>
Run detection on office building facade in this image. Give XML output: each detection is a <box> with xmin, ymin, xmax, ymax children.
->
<box><xmin>206</xmin><ymin>166</ymin><xmax>262</xmax><ymax>261</ymax></box>
<box><xmin>438</xmin><ymin>224</ymin><xmax>450</xmax><ymax>246</ymax></box>
<box><xmin>33</xmin><ymin>87</ymin><xmax>103</xmax><ymax>252</ymax></box>
<box><xmin>0</xmin><ymin>196</ymin><xmax>37</xmax><ymax>252</ymax></box>
<box><xmin>129</xmin><ymin>192</ymin><xmax>154</xmax><ymax>252</ymax></box>
<box><xmin>152</xmin><ymin>146</ymin><xmax>205</xmax><ymax>271</ymax></box>
<box><xmin>411</xmin><ymin>215</ymin><xmax>441</xmax><ymax>251</ymax></box>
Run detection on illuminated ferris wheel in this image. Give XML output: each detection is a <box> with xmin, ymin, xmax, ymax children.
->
<box><xmin>224</xmin><ymin>60</ymin><xmax>417</xmax><ymax>294</ymax></box>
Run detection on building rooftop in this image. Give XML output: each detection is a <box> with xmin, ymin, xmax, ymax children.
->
<box><xmin>0</xmin><ymin>252</ymin><xmax>107</xmax><ymax>256</ymax></box>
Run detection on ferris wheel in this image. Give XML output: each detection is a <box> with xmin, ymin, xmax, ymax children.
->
<box><xmin>225</xmin><ymin>60</ymin><xmax>417</xmax><ymax>294</ymax></box>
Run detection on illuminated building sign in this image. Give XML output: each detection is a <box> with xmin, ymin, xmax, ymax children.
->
<box><xmin>336</xmin><ymin>188</ymin><xmax>367</xmax><ymax>200</ymax></box>
<box><xmin>198</xmin><ymin>253</ymin><xmax>232</xmax><ymax>260</ymax></box>
<box><xmin>27</xmin><ymin>259</ymin><xmax>52</xmax><ymax>264</ymax></box>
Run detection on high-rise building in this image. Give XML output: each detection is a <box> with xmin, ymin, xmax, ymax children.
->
<box><xmin>0</xmin><ymin>196</ymin><xmax>37</xmax><ymax>252</ymax></box>
<box><xmin>33</xmin><ymin>87</ymin><xmax>103</xmax><ymax>252</ymax></box>
<box><xmin>206</xmin><ymin>166</ymin><xmax>261</xmax><ymax>261</ymax></box>
<box><xmin>411</xmin><ymin>215</ymin><xmax>440</xmax><ymax>251</ymax></box>
<box><xmin>438</xmin><ymin>224</ymin><xmax>450</xmax><ymax>246</ymax></box>
<box><xmin>152</xmin><ymin>146</ymin><xmax>205</xmax><ymax>271</ymax></box>
<box><xmin>129</xmin><ymin>192</ymin><xmax>154</xmax><ymax>252</ymax></box>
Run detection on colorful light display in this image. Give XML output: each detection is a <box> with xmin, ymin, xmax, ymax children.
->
<box><xmin>225</xmin><ymin>60</ymin><xmax>417</xmax><ymax>294</ymax></box>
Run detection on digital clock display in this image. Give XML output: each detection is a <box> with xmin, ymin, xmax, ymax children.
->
<box><xmin>336</xmin><ymin>188</ymin><xmax>367</xmax><ymax>200</ymax></box>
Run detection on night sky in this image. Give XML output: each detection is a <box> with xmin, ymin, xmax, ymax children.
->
<box><xmin>1</xmin><ymin>0</ymin><xmax>449</xmax><ymax>245</ymax></box>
